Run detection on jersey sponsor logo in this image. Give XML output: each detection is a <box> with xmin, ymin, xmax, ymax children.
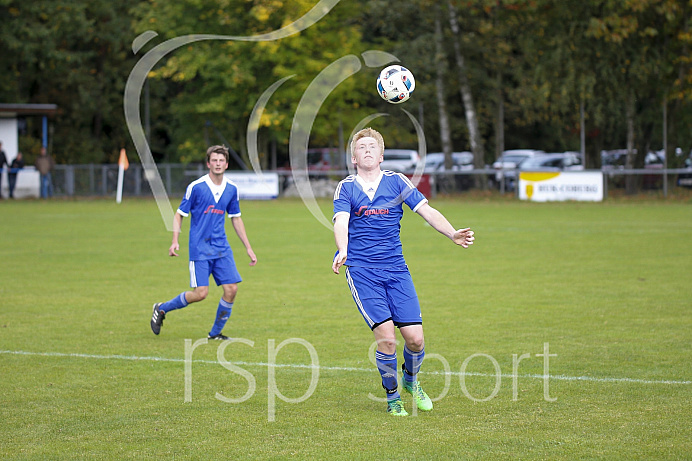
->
<box><xmin>204</xmin><ymin>205</ymin><xmax>225</xmax><ymax>215</ymax></box>
<box><xmin>355</xmin><ymin>205</ymin><xmax>389</xmax><ymax>217</ymax></box>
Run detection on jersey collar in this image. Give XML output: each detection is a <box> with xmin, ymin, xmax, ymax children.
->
<box><xmin>204</xmin><ymin>174</ymin><xmax>227</xmax><ymax>203</ymax></box>
<box><xmin>355</xmin><ymin>171</ymin><xmax>384</xmax><ymax>201</ymax></box>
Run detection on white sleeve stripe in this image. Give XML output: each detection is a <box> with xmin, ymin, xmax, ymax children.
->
<box><xmin>177</xmin><ymin>209</ymin><xmax>189</xmax><ymax>217</ymax></box>
<box><xmin>412</xmin><ymin>198</ymin><xmax>428</xmax><ymax>213</ymax></box>
<box><xmin>333</xmin><ymin>182</ymin><xmax>343</xmax><ymax>200</ymax></box>
<box><xmin>333</xmin><ymin>176</ymin><xmax>355</xmax><ymax>200</ymax></box>
<box><xmin>228</xmin><ymin>212</ymin><xmax>241</xmax><ymax>218</ymax></box>
<box><xmin>397</xmin><ymin>173</ymin><xmax>416</xmax><ymax>189</ymax></box>
<box><xmin>332</xmin><ymin>211</ymin><xmax>350</xmax><ymax>223</ymax></box>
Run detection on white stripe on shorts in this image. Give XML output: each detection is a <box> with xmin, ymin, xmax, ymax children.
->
<box><xmin>189</xmin><ymin>261</ymin><xmax>197</xmax><ymax>287</ymax></box>
<box><xmin>345</xmin><ymin>267</ymin><xmax>374</xmax><ymax>328</ymax></box>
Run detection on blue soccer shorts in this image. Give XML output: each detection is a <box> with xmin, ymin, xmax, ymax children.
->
<box><xmin>189</xmin><ymin>254</ymin><xmax>242</xmax><ymax>287</ymax></box>
<box><xmin>344</xmin><ymin>266</ymin><xmax>422</xmax><ymax>330</ymax></box>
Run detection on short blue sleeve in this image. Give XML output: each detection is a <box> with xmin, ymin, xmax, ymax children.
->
<box><xmin>178</xmin><ymin>183</ymin><xmax>194</xmax><ymax>216</ymax></box>
<box><xmin>226</xmin><ymin>183</ymin><xmax>241</xmax><ymax>217</ymax></box>
<box><xmin>333</xmin><ymin>178</ymin><xmax>353</xmax><ymax>221</ymax></box>
<box><xmin>398</xmin><ymin>174</ymin><xmax>427</xmax><ymax>211</ymax></box>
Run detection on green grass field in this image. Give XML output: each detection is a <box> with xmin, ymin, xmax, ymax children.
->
<box><xmin>1</xmin><ymin>196</ymin><xmax>691</xmax><ymax>459</ymax></box>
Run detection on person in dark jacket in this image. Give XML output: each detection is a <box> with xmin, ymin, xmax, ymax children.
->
<box><xmin>8</xmin><ymin>152</ymin><xmax>24</xmax><ymax>198</ymax></box>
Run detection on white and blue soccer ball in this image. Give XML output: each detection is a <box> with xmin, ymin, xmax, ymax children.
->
<box><xmin>376</xmin><ymin>65</ymin><xmax>415</xmax><ymax>104</ymax></box>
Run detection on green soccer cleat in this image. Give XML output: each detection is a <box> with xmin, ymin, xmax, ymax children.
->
<box><xmin>402</xmin><ymin>380</ymin><xmax>433</xmax><ymax>411</ymax></box>
<box><xmin>386</xmin><ymin>398</ymin><xmax>409</xmax><ymax>417</ymax></box>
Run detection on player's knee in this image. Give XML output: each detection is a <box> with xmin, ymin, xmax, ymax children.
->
<box><xmin>406</xmin><ymin>336</ymin><xmax>425</xmax><ymax>352</ymax></box>
<box><xmin>223</xmin><ymin>284</ymin><xmax>238</xmax><ymax>301</ymax></box>
<box><xmin>194</xmin><ymin>287</ymin><xmax>209</xmax><ymax>301</ymax></box>
<box><xmin>377</xmin><ymin>337</ymin><xmax>397</xmax><ymax>354</ymax></box>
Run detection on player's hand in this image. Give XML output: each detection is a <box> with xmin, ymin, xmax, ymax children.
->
<box><xmin>452</xmin><ymin>228</ymin><xmax>475</xmax><ymax>248</ymax></box>
<box><xmin>247</xmin><ymin>248</ymin><xmax>257</xmax><ymax>266</ymax></box>
<box><xmin>169</xmin><ymin>242</ymin><xmax>180</xmax><ymax>257</ymax></box>
<box><xmin>332</xmin><ymin>250</ymin><xmax>347</xmax><ymax>274</ymax></box>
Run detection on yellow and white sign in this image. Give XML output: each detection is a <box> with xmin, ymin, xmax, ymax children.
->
<box><xmin>519</xmin><ymin>171</ymin><xmax>603</xmax><ymax>202</ymax></box>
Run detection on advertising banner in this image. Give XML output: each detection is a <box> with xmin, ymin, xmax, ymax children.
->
<box><xmin>519</xmin><ymin>171</ymin><xmax>603</xmax><ymax>202</ymax></box>
<box><xmin>225</xmin><ymin>171</ymin><xmax>279</xmax><ymax>200</ymax></box>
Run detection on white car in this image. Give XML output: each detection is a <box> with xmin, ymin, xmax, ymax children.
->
<box><xmin>380</xmin><ymin>149</ymin><xmax>419</xmax><ymax>172</ymax></box>
<box><xmin>422</xmin><ymin>152</ymin><xmax>474</xmax><ymax>172</ymax></box>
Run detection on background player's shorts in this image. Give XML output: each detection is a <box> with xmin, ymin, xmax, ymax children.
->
<box><xmin>189</xmin><ymin>254</ymin><xmax>242</xmax><ymax>287</ymax></box>
<box><xmin>344</xmin><ymin>266</ymin><xmax>422</xmax><ymax>330</ymax></box>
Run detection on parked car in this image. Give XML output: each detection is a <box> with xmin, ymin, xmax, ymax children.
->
<box><xmin>601</xmin><ymin>149</ymin><xmax>629</xmax><ymax>170</ymax></box>
<box><xmin>601</xmin><ymin>149</ymin><xmax>669</xmax><ymax>189</ymax></box>
<box><xmin>306</xmin><ymin>147</ymin><xmax>343</xmax><ymax>172</ymax></box>
<box><xmin>421</xmin><ymin>151</ymin><xmax>475</xmax><ymax>191</ymax></box>
<box><xmin>380</xmin><ymin>149</ymin><xmax>420</xmax><ymax>172</ymax></box>
<box><xmin>676</xmin><ymin>151</ymin><xmax>692</xmax><ymax>188</ymax></box>
<box><xmin>279</xmin><ymin>147</ymin><xmax>344</xmax><ymax>173</ymax></box>
<box><xmin>518</xmin><ymin>152</ymin><xmax>584</xmax><ymax>171</ymax></box>
<box><xmin>422</xmin><ymin>152</ymin><xmax>474</xmax><ymax>172</ymax></box>
<box><xmin>491</xmin><ymin>149</ymin><xmax>545</xmax><ymax>190</ymax></box>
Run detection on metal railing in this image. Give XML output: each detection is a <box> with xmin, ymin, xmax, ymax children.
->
<box><xmin>39</xmin><ymin>164</ymin><xmax>692</xmax><ymax>198</ymax></box>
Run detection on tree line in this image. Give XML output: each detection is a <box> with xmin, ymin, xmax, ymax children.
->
<box><xmin>1</xmin><ymin>0</ymin><xmax>690</xmax><ymax>170</ymax></box>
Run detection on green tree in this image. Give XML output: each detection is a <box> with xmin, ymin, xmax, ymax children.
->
<box><xmin>131</xmin><ymin>0</ymin><xmax>371</xmax><ymax>165</ymax></box>
<box><xmin>1</xmin><ymin>0</ymin><xmax>140</xmax><ymax>163</ymax></box>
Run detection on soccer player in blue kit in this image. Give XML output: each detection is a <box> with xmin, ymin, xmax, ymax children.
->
<box><xmin>332</xmin><ymin>128</ymin><xmax>474</xmax><ymax>416</ymax></box>
<box><xmin>150</xmin><ymin>145</ymin><xmax>257</xmax><ymax>339</ymax></box>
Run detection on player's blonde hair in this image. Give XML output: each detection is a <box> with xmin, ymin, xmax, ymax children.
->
<box><xmin>350</xmin><ymin>127</ymin><xmax>385</xmax><ymax>157</ymax></box>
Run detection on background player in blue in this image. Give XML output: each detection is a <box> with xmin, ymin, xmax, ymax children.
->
<box><xmin>332</xmin><ymin>128</ymin><xmax>475</xmax><ymax>416</ymax></box>
<box><xmin>150</xmin><ymin>145</ymin><xmax>257</xmax><ymax>339</ymax></box>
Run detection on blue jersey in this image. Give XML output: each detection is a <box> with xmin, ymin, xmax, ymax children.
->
<box><xmin>333</xmin><ymin>170</ymin><xmax>428</xmax><ymax>268</ymax></box>
<box><xmin>177</xmin><ymin>174</ymin><xmax>241</xmax><ymax>261</ymax></box>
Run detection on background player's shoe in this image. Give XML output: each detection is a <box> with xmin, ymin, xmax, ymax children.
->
<box><xmin>386</xmin><ymin>398</ymin><xmax>409</xmax><ymax>416</ymax></box>
<box><xmin>208</xmin><ymin>333</ymin><xmax>231</xmax><ymax>340</ymax></box>
<box><xmin>150</xmin><ymin>303</ymin><xmax>165</xmax><ymax>335</ymax></box>
<box><xmin>402</xmin><ymin>380</ymin><xmax>433</xmax><ymax>411</ymax></box>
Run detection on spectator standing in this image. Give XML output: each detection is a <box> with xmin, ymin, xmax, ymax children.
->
<box><xmin>8</xmin><ymin>152</ymin><xmax>24</xmax><ymax>199</ymax></box>
<box><xmin>35</xmin><ymin>147</ymin><xmax>55</xmax><ymax>198</ymax></box>
<box><xmin>0</xmin><ymin>142</ymin><xmax>8</xmax><ymax>199</ymax></box>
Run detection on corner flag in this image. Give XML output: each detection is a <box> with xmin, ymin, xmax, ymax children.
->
<box><xmin>116</xmin><ymin>148</ymin><xmax>128</xmax><ymax>204</ymax></box>
<box><xmin>118</xmin><ymin>148</ymin><xmax>129</xmax><ymax>171</ymax></box>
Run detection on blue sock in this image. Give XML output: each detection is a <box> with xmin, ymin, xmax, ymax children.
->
<box><xmin>403</xmin><ymin>345</ymin><xmax>425</xmax><ymax>384</ymax></box>
<box><xmin>375</xmin><ymin>350</ymin><xmax>400</xmax><ymax>401</ymax></box>
<box><xmin>209</xmin><ymin>299</ymin><xmax>233</xmax><ymax>337</ymax></box>
<box><xmin>160</xmin><ymin>292</ymin><xmax>189</xmax><ymax>313</ymax></box>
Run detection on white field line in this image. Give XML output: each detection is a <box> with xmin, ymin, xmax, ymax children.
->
<box><xmin>1</xmin><ymin>349</ymin><xmax>690</xmax><ymax>385</ymax></box>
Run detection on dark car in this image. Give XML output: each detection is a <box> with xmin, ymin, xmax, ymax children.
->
<box><xmin>677</xmin><ymin>152</ymin><xmax>692</xmax><ymax>188</ymax></box>
<box><xmin>602</xmin><ymin>149</ymin><xmax>669</xmax><ymax>189</ymax></box>
<box><xmin>519</xmin><ymin>152</ymin><xmax>584</xmax><ymax>171</ymax></box>
<box><xmin>491</xmin><ymin>149</ymin><xmax>545</xmax><ymax>190</ymax></box>
<box><xmin>422</xmin><ymin>151</ymin><xmax>475</xmax><ymax>191</ymax></box>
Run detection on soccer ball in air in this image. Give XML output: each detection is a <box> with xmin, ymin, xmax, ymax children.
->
<box><xmin>376</xmin><ymin>65</ymin><xmax>415</xmax><ymax>104</ymax></box>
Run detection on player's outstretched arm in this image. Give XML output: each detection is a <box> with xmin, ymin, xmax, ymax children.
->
<box><xmin>231</xmin><ymin>216</ymin><xmax>257</xmax><ymax>266</ymax></box>
<box><xmin>332</xmin><ymin>213</ymin><xmax>349</xmax><ymax>274</ymax></box>
<box><xmin>416</xmin><ymin>203</ymin><xmax>475</xmax><ymax>248</ymax></box>
<box><xmin>169</xmin><ymin>213</ymin><xmax>184</xmax><ymax>256</ymax></box>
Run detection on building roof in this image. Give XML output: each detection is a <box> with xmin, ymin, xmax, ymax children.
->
<box><xmin>0</xmin><ymin>104</ymin><xmax>59</xmax><ymax>117</ymax></box>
